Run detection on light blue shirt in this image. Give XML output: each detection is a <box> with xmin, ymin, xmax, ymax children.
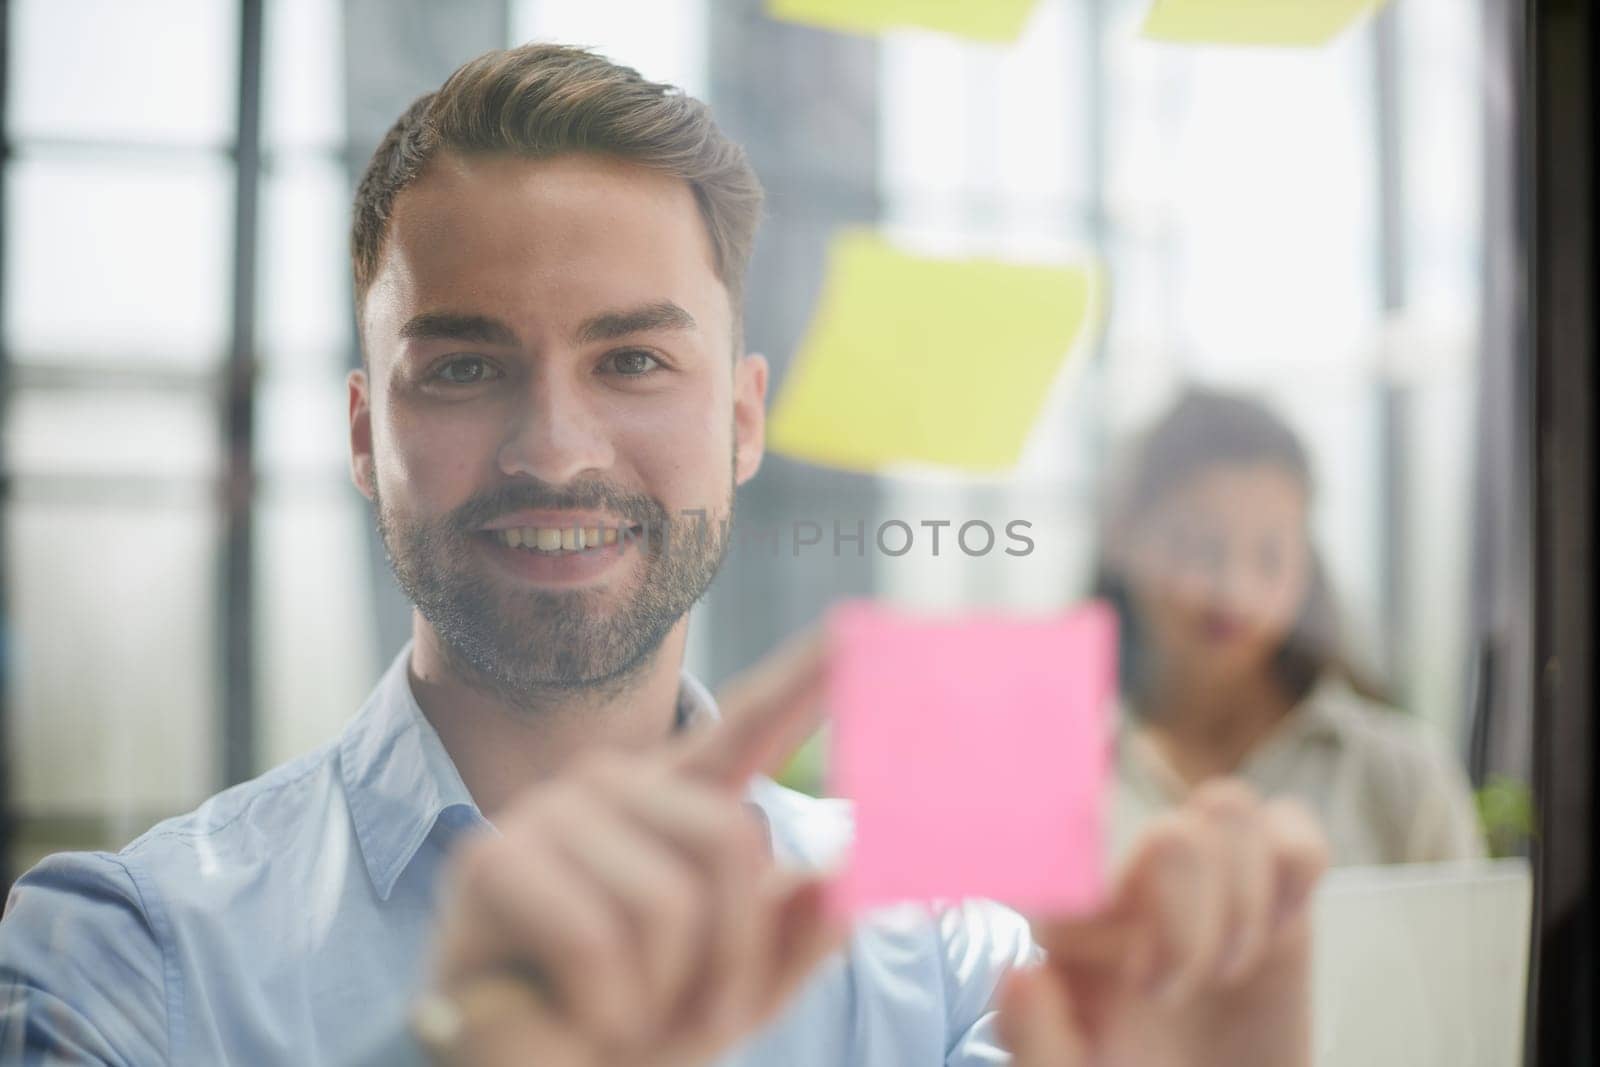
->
<box><xmin>2</xmin><ymin>644</ymin><xmax>1037</xmax><ymax>1065</ymax></box>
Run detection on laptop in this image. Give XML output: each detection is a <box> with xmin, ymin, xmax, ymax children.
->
<box><xmin>1311</xmin><ymin>858</ymin><xmax>1534</xmax><ymax>1067</ymax></box>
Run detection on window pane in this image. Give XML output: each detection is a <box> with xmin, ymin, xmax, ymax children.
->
<box><xmin>263</xmin><ymin>0</ymin><xmax>346</xmax><ymax>152</ymax></box>
<box><xmin>510</xmin><ymin>0</ymin><xmax>707</xmax><ymax>100</ymax></box>
<box><xmin>1400</xmin><ymin>0</ymin><xmax>1483</xmax><ymax>318</ymax></box>
<box><xmin>3</xmin><ymin>389</ymin><xmax>217</xmax><ymax>481</ymax></box>
<box><xmin>259</xmin><ymin>156</ymin><xmax>353</xmax><ymax>368</ymax></box>
<box><xmin>1165</xmin><ymin>43</ymin><xmax>1382</xmax><ymax>378</ymax></box>
<box><xmin>880</xmin><ymin>3</ymin><xmax>1093</xmax><ymax>242</ymax></box>
<box><xmin>253</xmin><ymin>376</ymin><xmax>376</xmax><ymax>770</ymax></box>
<box><xmin>6</xmin><ymin>502</ymin><xmax>219</xmax><ymax>815</ymax></box>
<box><xmin>879</xmin><ymin>31</ymin><xmax>975</xmax><ymax>223</ymax></box>
<box><xmin>256</xmin><ymin>489</ymin><xmax>377</xmax><ymax>771</ymax></box>
<box><xmin>4</xmin><ymin>155</ymin><xmax>233</xmax><ymax>364</ymax></box>
<box><xmin>255</xmin><ymin>375</ymin><xmax>350</xmax><ymax>480</ymax></box>
<box><xmin>8</xmin><ymin>0</ymin><xmax>238</xmax><ymax>146</ymax></box>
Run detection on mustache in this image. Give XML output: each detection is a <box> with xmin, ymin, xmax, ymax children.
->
<box><xmin>450</xmin><ymin>479</ymin><xmax>667</xmax><ymax>532</ymax></box>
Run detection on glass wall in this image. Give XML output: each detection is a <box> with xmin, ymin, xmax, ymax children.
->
<box><xmin>3</xmin><ymin>0</ymin><xmax>1526</xmax><ymax>937</ymax></box>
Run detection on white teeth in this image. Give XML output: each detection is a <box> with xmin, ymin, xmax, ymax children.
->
<box><xmin>496</xmin><ymin>525</ymin><xmax>624</xmax><ymax>551</ymax></box>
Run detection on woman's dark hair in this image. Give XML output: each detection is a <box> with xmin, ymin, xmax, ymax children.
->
<box><xmin>1091</xmin><ymin>388</ymin><xmax>1371</xmax><ymax>714</ymax></box>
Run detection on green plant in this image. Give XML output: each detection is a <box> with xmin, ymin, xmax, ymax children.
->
<box><xmin>1475</xmin><ymin>774</ymin><xmax>1536</xmax><ymax>858</ymax></box>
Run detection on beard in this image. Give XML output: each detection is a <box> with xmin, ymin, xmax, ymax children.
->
<box><xmin>374</xmin><ymin>472</ymin><xmax>731</xmax><ymax>702</ymax></box>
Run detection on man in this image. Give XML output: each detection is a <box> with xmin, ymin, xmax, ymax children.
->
<box><xmin>0</xmin><ymin>44</ymin><xmax>1326</xmax><ymax>1065</ymax></box>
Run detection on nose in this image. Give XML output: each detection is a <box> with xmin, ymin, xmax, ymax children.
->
<box><xmin>496</xmin><ymin>368</ymin><xmax>616</xmax><ymax>485</ymax></box>
<box><xmin>1208</xmin><ymin>548</ymin><xmax>1268</xmax><ymax>620</ymax></box>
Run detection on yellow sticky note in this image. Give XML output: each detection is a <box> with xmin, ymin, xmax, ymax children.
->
<box><xmin>767</xmin><ymin>0</ymin><xmax>1039</xmax><ymax>44</ymax></box>
<box><xmin>1141</xmin><ymin>0</ymin><xmax>1387</xmax><ymax>46</ymax></box>
<box><xmin>769</xmin><ymin>232</ymin><xmax>1101</xmax><ymax>474</ymax></box>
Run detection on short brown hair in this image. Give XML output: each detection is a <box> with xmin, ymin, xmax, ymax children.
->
<box><xmin>350</xmin><ymin>43</ymin><xmax>764</xmax><ymax>342</ymax></box>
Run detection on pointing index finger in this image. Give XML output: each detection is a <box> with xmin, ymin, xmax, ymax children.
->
<box><xmin>674</xmin><ymin>626</ymin><xmax>829</xmax><ymax>789</ymax></box>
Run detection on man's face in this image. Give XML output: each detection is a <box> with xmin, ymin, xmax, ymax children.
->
<box><xmin>349</xmin><ymin>151</ymin><xmax>767</xmax><ymax>696</ymax></box>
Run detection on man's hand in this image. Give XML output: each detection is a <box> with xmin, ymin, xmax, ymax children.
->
<box><xmin>1001</xmin><ymin>781</ymin><xmax>1330</xmax><ymax>1067</ymax></box>
<box><xmin>419</xmin><ymin>631</ymin><xmax>841</xmax><ymax>1067</ymax></box>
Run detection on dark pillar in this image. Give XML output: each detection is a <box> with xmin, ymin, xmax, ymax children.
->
<box><xmin>0</xmin><ymin>0</ymin><xmax>14</xmax><ymax>892</ymax></box>
<box><xmin>1527</xmin><ymin>0</ymin><xmax>1596</xmax><ymax>1061</ymax></box>
<box><xmin>221</xmin><ymin>0</ymin><xmax>265</xmax><ymax>786</ymax></box>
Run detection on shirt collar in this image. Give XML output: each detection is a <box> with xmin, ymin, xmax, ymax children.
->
<box><xmin>675</xmin><ymin>668</ymin><xmax>722</xmax><ymax>729</ymax></box>
<box><xmin>1288</xmin><ymin>676</ymin><xmax>1363</xmax><ymax>744</ymax></box>
<box><xmin>1115</xmin><ymin>678</ymin><xmax>1350</xmax><ymax>800</ymax></box>
<box><xmin>1116</xmin><ymin>679</ymin><xmax>1350</xmax><ymax>748</ymax></box>
<box><xmin>340</xmin><ymin>641</ymin><xmax>723</xmax><ymax>901</ymax></box>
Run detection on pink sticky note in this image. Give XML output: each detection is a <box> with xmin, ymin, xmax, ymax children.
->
<box><xmin>826</xmin><ymin>600</ymin><xmax>1115</xmax><ymax>917</ymax></box>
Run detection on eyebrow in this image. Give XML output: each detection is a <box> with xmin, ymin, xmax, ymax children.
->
<box><xmin>398</xmin><ymin>302</ymin><xmax>698</xmax><ymax>350</ymax></box>
<box><xmin>575</xmin><ymin>301</ymin><xmax>697</xmax><ymax>344</ymax></box>
<box><xmin>399</xmin><ymin>312</ymin><xmax>520</xmax><ymax>347</ymax></box>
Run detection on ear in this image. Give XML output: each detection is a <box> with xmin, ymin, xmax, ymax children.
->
<box><xmin>733</xmin><ymin>352</ymin><xmax>769</xmax><ymax>486</ymax></box>
<box><xmin>348</xmin><ymin>367</ymin><xmax>376</xmax><ymax>501</ymax></box>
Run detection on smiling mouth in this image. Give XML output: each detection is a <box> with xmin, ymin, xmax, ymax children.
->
<box><xmin>485</xmin><ymin>524</ymin><xmax>645</xmax><ymax>553</ymax></box>
<box><xmin>1200</xmin><ymin>610</ymin><xmax>1246</xmax><ymax>641</ymax></box>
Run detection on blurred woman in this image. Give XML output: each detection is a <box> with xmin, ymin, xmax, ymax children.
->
<box><xmin>1094</xmin><ymin>388</ymin><xmax>1483</xmax><ymax>866</ymax></box>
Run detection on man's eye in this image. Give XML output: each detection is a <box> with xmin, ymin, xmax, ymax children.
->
<box><xmin>604</xmin><ymin>349</ymin><xmax>663</xmax><ymax>377</ymax></box>
<box><xmin>433</xmin><ymin>356</ymin><xmax>497</xmax><ymax>385</ymax></box>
